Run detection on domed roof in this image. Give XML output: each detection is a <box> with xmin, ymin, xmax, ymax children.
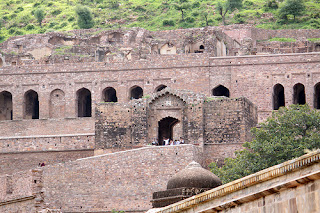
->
<box><xmin>167</xmin><ymin>161</ymin><xmax>222</xmax><ymax>189</ymax></box>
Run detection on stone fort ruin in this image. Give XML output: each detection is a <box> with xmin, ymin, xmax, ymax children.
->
<box><xmin>1</xmin><ymin>25</ymin><xmax>320</xmax><ymax>212</ymax></box>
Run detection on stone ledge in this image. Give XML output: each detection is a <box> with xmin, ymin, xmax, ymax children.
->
<box><xmin>0</xmin><ymin>196</ymin><xmax>35</xmax><ymax>206</ymax></box>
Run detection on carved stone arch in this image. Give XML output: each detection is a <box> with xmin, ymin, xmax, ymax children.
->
<box><xmin>148</xmin><ymin>91</ymin><xmax>187</xmax><ymax>145</ymax></box>
<box><xmin>76</xmin><ymin>88</ymin><xmax>92</xmax><ymax>117</ymax></box>
<box><xmin>273</xmin><ymin>84</ymin><xmax>285</xmax><ymax>110</ymax></box>
<box><xmin>103</xmin><ymin>87</ymin><xmax>118</xmax><ymax>102</ymax></box>
<box><xmin>49</xmin><ymin>89</ymin><xmax>65</xmax><ymax>118</ymax></box>
<box><xmin>0</xmin><ymin>91</ymin><xmax>12</xmax><ymax>120</ymax></box>
<box><xmin>158</xmin><ymin>116</ymin><xmax>180</xmax><ymax>145</ymax></box>
<box><xmin>155</xmin><ymin>85</ymin><xmax>167</xmax><ymax>92</ymax></box>
<box><xmin>129</xmin><ymin>85</ymin><xmax>143</xmax><ymax>100</ymax></box>
<box><xmin>314</xmin><ymin>82</ymin><xmax>320</xmax><ymax>109</ymax></box>
<box><xmin>212</xmin><ymin>85</ymin><xmax>230</xmax><ymax>97</ymax></box>
<box><xmin>293</xmin><ymin>83</ymin><xmax>306</xmax><ymax>105</ymax></box>
<box><xmin>24</xmin><ymin>90</ymin><xmax>39</xmax><ymax>119</ymax></box>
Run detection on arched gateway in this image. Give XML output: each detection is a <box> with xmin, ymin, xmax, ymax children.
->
<box><xmin>148</xmin><ymin>91</ymin><xmax>186</xmax><ymax>145</ymax></box>
<box><xmin>158</xmin><ymin>117</ymin><xmax>180</xmax><ymax>145</ymax></box>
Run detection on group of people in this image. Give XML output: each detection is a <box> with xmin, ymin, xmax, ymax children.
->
<box><xmin>151</xmin><ymin>137</ymin><xmax>184</xmax><ymax>146</ymax></box>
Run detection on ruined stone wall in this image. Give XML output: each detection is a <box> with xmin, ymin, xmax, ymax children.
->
<box><xmin>0</xmin><ymin>150</ymin><xmax>94</xmax><ymax>175</ymax></box>
<box><xmin>202</xmin><ymin>97</ymin><xmax>257</xmax><ymax>166</ymax></box>
<box><xmin>42</xmin><ymin>145</ymin><xmax>202</xmax><ymax>212</ymax></box>
<box><xmin>0</xmin><ymin>170</ymin><xmax>36</xmax><ymax>212</ymax></box>
<box><xmin>203</xmin><ymin>97</ymin><xmax>257</xmax><ymax>144</ymax></box>
<box><xmin>95</xmin><ymin>99</ymin><xmax>147</xmax><ymax>149</ymax></box>
<box><xmin>252</xmin><ymin>28</ymin><xmax>320</xmax><ymax>41</ymax></box>
<box><xmin>0</xmin><ymin>119</ymin><xmax>95</xmax><ymax>175</ymax></box>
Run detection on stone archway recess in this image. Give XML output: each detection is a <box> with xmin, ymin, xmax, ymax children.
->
<box><xmin>158</xmin><ymin>116</ymin><xmax>179</xmax><ymax>145</ymax></box>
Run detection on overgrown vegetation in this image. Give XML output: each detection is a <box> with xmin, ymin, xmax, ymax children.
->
<box><xmin>210</xmin><ymin>104</ymin><xmax>320</xmax><ymax>184</ymax></box>
<box><xmin>0</xmin><ymin>0</ymin><xmax>319</xmax><ymax>43</ymax></box>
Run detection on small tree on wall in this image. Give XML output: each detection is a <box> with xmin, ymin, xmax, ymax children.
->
<box><xmin>34</xmin><ymin>8</ymin><xmax>45</xmax><ymax>27</ymax></box>
<box><xmin>216</xmin><ymin>0</ymin><xmax>243</xmax><ymax>25</ymax></box>
<box><xmin>75</xmin><ymin>5</ymin><xmax>94</xmax><ymax>29</ymax></box>
<box><xmin>278</xmin><ymin>0</ymin><xmax>305</xmax><ymax>22</ymax></box>
<box><xmin>173</xmin><ymin>0</ymin><xmax>191</xmax><ymax>21</ymax></box>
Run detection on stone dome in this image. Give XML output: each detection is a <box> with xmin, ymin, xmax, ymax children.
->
<box><xmin>167</xmin><ymin>161</ymin><xmax>222</xmax><ymax>189</ymax></box>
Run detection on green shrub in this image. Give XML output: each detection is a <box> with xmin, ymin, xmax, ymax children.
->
<box><xmin>60</xmin><ymin>22</ymin><xmax>68</xmax><ymax>28</ymax></box>
<box><xmin>134</xmin><ymin>5</ymin><xmax>146</xmax><ymax>12</ymax></box>
<box><xmin>68</xmin><ymin>16</ymin><xmax>75</xmax><ymax>22</ymax></box>
<box><xmin>8</xmin><ymin>28</ymin><xmax>16</xmax><ymax>34</ymax></box>
<box><xmin>26</xmin><ymin>24</ymin><xmax>35</xmax><ymax>30</ymax></box>
<box><xmin>15</xmin><ymin>30</ymin><xmax>23</xmax><ymax>35</ymax></box>
<box><xmin>75</xmin><ymin>5</ymin><xmax>94</xmax><ymax>29</ymax></box>
<box><xmin>33</xmin><ymin>2</ymin><xmax>40</xmax><ymax>7</ymax></box>
<box><xmin>185</xmin><ymin>17</ymin><xmax>195</xmax><ymax>23</ymax></box>
<box><xmin>51</xmin><ymin>9</ymin><xmax>62</xmax><ymax>16</ymax></box>
<box><xmin>14</xmin><ymin>6</ymin><xmax>24</xmax><ymax>13</ymax></box>
<box><xmin>263</xmin><ymin>0</ymin><xmax>278</xmax><ymax>10</ymax></box>
<box><xmin>162</xmin><ymin>19</ymin><xmax>175</xmax><ymax>26</ymax></box>
<box><xmin>234</xmin><ymin>14</ymin><xmax>245</xmax><ymax>24</ymax></box>
<box><xmin>48</xmin><ymin>21</ymin><xmax>58</xmax><ymax>28</ymax></box>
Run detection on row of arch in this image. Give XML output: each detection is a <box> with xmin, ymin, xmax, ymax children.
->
<box><xmin>0</xmin><ymin>85</ymin><xmax>169</xmax><ymax>120</ymax></box>
<box><xmin>273</xmin><ymin>83</ymin><xmax>320</xmax><ymax>110</ymax></box>
<box><xmin>6</xmin><ymin>82</ymin><xmax>319</xmax><ymax>120</ymax></box>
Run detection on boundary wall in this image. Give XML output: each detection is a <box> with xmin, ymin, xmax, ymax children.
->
<box><xmin>41</xmin><ymin>145</ymin><xmax>202</xmax><ymax>212</ymax></box>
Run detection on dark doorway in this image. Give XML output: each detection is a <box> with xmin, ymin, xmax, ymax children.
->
<box><xmin>24</xmin><ymin>90</ymin><xmax>39</xmax><ymax>119</ymax></box>
<box><xmin>158</xmin><ymin>117</ymin><xmax>179</xmax><ymax>145</ymax></box>
<box><xmin>314</xmin><ymin>83</ymin><xmax>320</xmax><ymax>109</ymax></box>
<box><xmin>130</xmin><ymin>86</ymin><xmax>143</xmax><ymax>100</ymax></box>
<box><xmin>0</xmin><ymin>91</ymin><xmax>12</xmax><ymax>120</ymax></box>
<box><xmin>103</xmin><ymin>87</ymin><xmax>118</xmax><ymax>102</ymax></box>
<box><xmin>293</xmin><ymin>83</ymin><xmax>306</xmax><ymax>105</ymax></box>
<box><xmin>155</xmin><ymin>85</ymin><xmax>167</xmax><ymax>92</ymax></box>
<box><xmin>273</xmin><ymin>84</ymin><xmax>285</xmax><ymax>110</ymax></box>
<box><xmin>212</xmin><ymin>85</ymin><xmax>230</xmax><ymax>97</ymax></box>
<box><xmin>77</xmin><ymin>88</ymin><xmax>91</xmax><ymax>117</ymax></box>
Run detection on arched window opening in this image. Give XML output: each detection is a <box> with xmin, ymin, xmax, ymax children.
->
<box><xmin>49</xmin><ymin>89</ymin><xmax>65</xmax><ymax>118</ymax></box>
<box><xmin>155</xmin><ymin>85</ymin><xmax>167</xmax><ymax>92</ymax></box>
<box><xmin>77</xmin><ymin>88</ymin><xmax>91</xmax><ymax>117</ymax></box>
<box><xmin>314</xmin><ymin>83</ymin><xmax>320</xmax><ymax>109</ymax></box>
<box><xmin>273</xmin><ymin>84</ymin><xmax>285</xmax><ymax>110</ymax></box>
<box><xmin>212</xmin><ymin>85</ymin><xmax>230</xmax><ymax>97</ymax></box>
<box><xmin>158</xmin><ymin>117</ymin><xmax>179</xmax><ymax>145</ymax></box>
<box><xmin>199</xmin><ymin>45</ymin><xmax>204</xmax><ymax>50</ymax></box>
<box><xmin>103</xmin><ymin>87</ymin><xmax>118</xmax><ymax>102</ymax></box>
<box><xmin>0</xmin><ymin>91</ymin><xmax>12</xmax><ymax>120</ymax></box>
<box><xmin>315</xmin><ymin>45</ymin><xmax>320</xmax><ymax>52</ymax></box>
<box><xmin>293</xmin><ymin>83</ymin><xmax>306</xmax><ymax>105</ymax></box>
<box><xmin>130</xmin><ymin>86</ymin><xmax>143</xmax><ymax>100</ymax></box>
<box><xmin>24</xmin><ymin>90</ymin><xmax>39</xmax><ymax>119</ymax></box>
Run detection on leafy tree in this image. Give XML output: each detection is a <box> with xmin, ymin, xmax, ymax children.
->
<box><xmin>34</xmin><ymin>8</ymin><xmax>45</xmax><ymax>27</ymax></box>
<box><xmin>216</xmin><ymin>0</ymin><xmax>242</xmax><ymax>25</ymax></box>
<box><xmin>210</xmin><ymin>104</ymin><xmax>320</xmax><ymax>184</ymax></box>
<box><xmin>75</xmin><ymin>5</ymin><xmax>94</xmax><ymax>29</ymax></box>
<box><xmin>278</xmin><ymin>0</ymin><xmax>305</xmax><ymax>22</ymax></box>
<box><xmin>173</xmin><ymin>0</ymin><xmax>191</xmax><ymax>21</ymax></box>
